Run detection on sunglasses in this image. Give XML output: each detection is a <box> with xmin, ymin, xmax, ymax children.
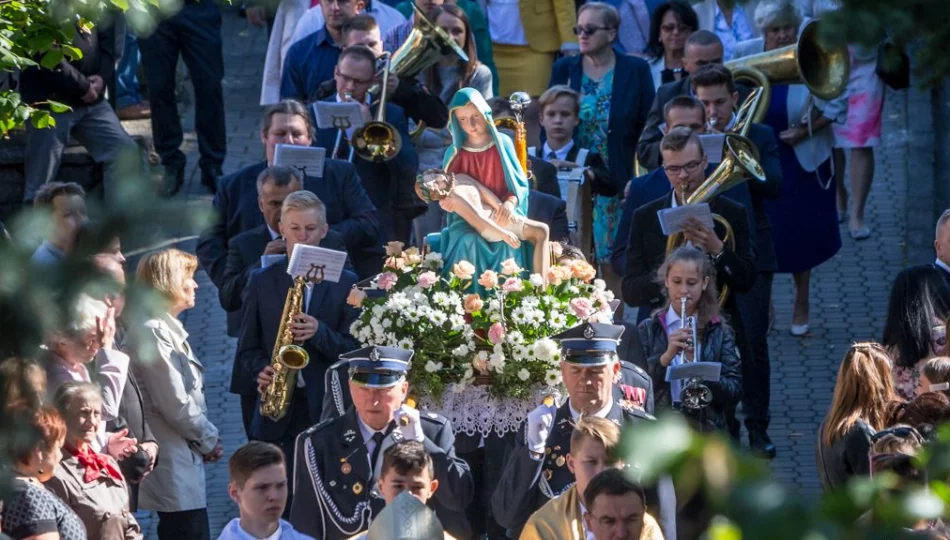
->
<box><xmin>870</xmin><ymin>426</ymin><xmax>923</xmax><ymax>444</ymax></box>
<box><xmin>572</xmin><ymin>25</ymin><xmax>612</xmax><ymax>37</ymax></box>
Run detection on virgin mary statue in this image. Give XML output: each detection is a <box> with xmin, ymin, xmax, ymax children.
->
<box><xmin>432</xmin><ymin>88</ymin><xmax>531</xmax><ymax>282</ymax></box>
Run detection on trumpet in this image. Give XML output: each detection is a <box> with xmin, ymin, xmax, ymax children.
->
<box><xmin>678</xmin><ymin>296</ymin><xmax>712</xmax><ymax>410</ymax></box>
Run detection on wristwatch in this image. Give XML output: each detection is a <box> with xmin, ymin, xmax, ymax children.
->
<box><xmin>710</xmin><ymin>248</ymin><xmax>724</xmax><ymax>264</ymax></box>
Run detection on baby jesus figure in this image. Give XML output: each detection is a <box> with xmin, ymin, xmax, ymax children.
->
<box><xmin>416</xmin><ymin>169</ymin><xmax>550</xmax><ymax>278</ymax></box>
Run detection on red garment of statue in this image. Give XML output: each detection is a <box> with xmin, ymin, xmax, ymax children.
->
<box><xmin>447</xmin><ymin>144</ymin><xmax>515</xmax><ymax>203</ymax></box>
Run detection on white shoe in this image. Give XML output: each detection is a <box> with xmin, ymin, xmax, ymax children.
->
<box><xmin>790</xmin><ymin>324</ymin><xmax>809</xmax><ymax>336</ymax></box>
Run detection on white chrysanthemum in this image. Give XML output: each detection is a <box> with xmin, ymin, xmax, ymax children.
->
<box><xmin>371</xmin><ymin>305</ymin><xmax>386</xmax><ymax>318</ymax></box>
<box><xmin>430</xmin><ymin>311</ymin><xmax>448</xmax><ymax>326</ymax></box>
<box><xmin>463</xmin><ymin>326</ymin><xmax>476</xmax><ymax>339</ymax></box>
<box><xmin>424</xmin><ymin>252</ymin><xmax>444</xmax><ymax>268</ymax></box>
<box><xmin>545</xmin><ymin>369</ymin><xmax>562</xmax><ymax>386</ymax></box>
<box><xmin>507</xmin><ymin>330</ymin><xmax>524</xmax><ymax>345</ymax></box>
<box><xmin>449</xmin><ymin>314</ymin><xmax>466</xmax><ymax>331</ymax></box>
<box><xmin>404</xmin><ymin>308</ymin><xmax>420</xmax><ymax>323</ymax></box>
<box><xmin>396</xmin><ymin>319</ymin><xmax>405</xmax><ymax>328</ymax></box>
<box><xmin>534</xmin><ymin>338</ymin><xmax>558</xmax><ymax>362</ymax></box>
<box><xmin>550</xmin><ymin>312</ymin><xmax>568</xmax><ymax>328</ymax></box>
<box><xmin>487</xmin><ymin>299</ymin><xmax>501</xmax><ymax>312</ymax></box>
<box><xmin>489</xmin><ymin>312</ymin><xmax>503</xmax><ymax>323</ymax></box>
<box><xmin>350</xmin><ymin>320</ymin><xmax>362</xmax><ymax>336</ymax></box>
<box><xmin>431</xmin><ymin>291</ymin><xmax>450</xmax><ymax>307</ymax></box>
<box><xmin>424</xmin><ymin>360</ymin><xmax>443</xmax><ymax>373</ymax></box>
<box><xmin>381</xmin><ymin>318</ymin><xmax>392</xmax><ymax>329</ymax></box>
<box><xmin>510</xmin><ymin>307</ymin><xmax>527</xmax><ymax>325</ymax></box>
<box><xmin>518</xmin><ymin>368</ymin><xmax>531</xmax><ymax>381</ymax></box>
<box><xmin>493</xmin><ymin>343</ymin><xmax>504</xmax><ymax>354</ymax></box>
<box><xmin>604</xmin><ymin>290</ymin><xmax>615</xmax><ymax>302</ymax></box>
<box><xmin>593</xmin><ymin>278</ymin><xmax>607</xmax><ymax>292</ymax></box>
<box><xmin>529</xmin><ymin>274</ymin><xmax>544</xmax><ymax>287</ymax></box>
<box><xmin>529</xmin><ymin>309</ymin><xmax>546</xmax><ymax>325</ymax></box>
<box><xmin>452</xmin><ymin>344</ymin><xmax>470</xmax><ymax>357</ymax></box>
<box><xmin>567</xmin><ymin>285</ymin><xmax>580</xmax><ymax>295</ymax></box>
<box><xmin>512</xmin><ymin>344</ymin><xmax>527</xmax><ymax>360</ymax></box>
<box><xmin>589</xmin><ymin>310</ymin><xmax>613</xmax><ymax>324</ymax></box>
<box><xmin>397</xmin><ymin>338</ymin><xmax>413</xmax><ymax>350</ymax></box>
<box><xmin>489</xmin><ymin>351</ymin><xmax>506</xmax><ymax>373</ymax></box>
<box><xmin>522</xmin><ymin>296</ymin><xmax>540</xmax><ymax>309</ymax></box>
<box><xmin>542</xmin><ymin>295</ymin><xmax>556</xmax><ymax>306</ymax></box>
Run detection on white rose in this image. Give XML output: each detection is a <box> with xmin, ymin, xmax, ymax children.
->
<box><xmin>593</xmin><ymin>278</ymin><xmax>607</xmax><ymax>292</ymax></box>
<box><xmin>425</xmin><ymin>360</ymin><xmax>443</xmax><ymax>373</ymax></box>
<box><xmin>604</xmin><ymin>290</ymin><xmax>615</xmax><ymax>302</ymax></box>
<box><xmin>518</xmin><ymin>368</ymin><xmax>531</xmax><ymax>381</ymax></box>
<box><xmin>529</xmin><ymin>274</ymin><xmax>545</xmax><ymax>287</ymax></box>
<box><xmin>453</xmin><ymin>344</ymin><xmax>470</xmax><ymax>357</ymax></box>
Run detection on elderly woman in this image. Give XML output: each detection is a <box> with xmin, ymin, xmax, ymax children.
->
<box><xmin>129</xmin><ymin>248</ymin><xmax>221</xmax><ymax>540</ymax></box>
<box><xmin>644</xmin><ymin>1</ymin><xmax>699</xmax><ymax>89</ymax></box>
<box><xmin>46</xmin><ymin>382</ymin><xmax>142</xmax><ymax>540</ymax></box>
<box><xmin>1</xmin><ymin>406</ymin><xmax>86</xmax><ymax>540</ymax></box>
<box><xmin>734</xmin><ymin>0</ymin><xmax>847</xmax><ymax>336</ymax></box>
<box><xmin>549</xmin><ymin>1</ymin><xmax>655</xmax><ymax>294</ymax></box>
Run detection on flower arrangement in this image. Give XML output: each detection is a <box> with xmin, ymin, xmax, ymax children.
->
<box><xmin>347</xmin><ymin>242</ymin><xmax>617</xmax><ymax>400</ymax></box>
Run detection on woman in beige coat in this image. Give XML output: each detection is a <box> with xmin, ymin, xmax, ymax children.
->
<box><xmin>129</xmin><ymin>249</ymin><xmax>222</xmax><ymax>540</ymax></box>
<box><xmin>47</xmin><ymin>381</ymin><xmax>142</xmax><ymax>540</ymax></box>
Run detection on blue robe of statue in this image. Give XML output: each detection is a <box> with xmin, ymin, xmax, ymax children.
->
<box><xmin>434</xmin><ymin>88</ymin><xmax>532</xmax><ymax>286</ymax></box>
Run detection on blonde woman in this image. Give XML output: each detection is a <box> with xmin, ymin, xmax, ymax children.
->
<box><xmin>816</xmin><ymin>342</ymin><xmax>900</xmax><ymax>490</ymax></box>
<box><xmin>130</xmin><ymin>248</ymin><xmax>221</xmax><ymax>540</ymax></box>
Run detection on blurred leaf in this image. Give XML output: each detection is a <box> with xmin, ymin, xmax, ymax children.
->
<box><xmin>620</xmin><ymin>412</ymin><xmax>693</xmax><ymax>483</ymax></box>
<box><xmin>110</xmin><ymin>0</ymin><xmax>129</xmax><ymax>9</ymax></box>
<box><xmin>39</xmin><ymin>48</ymin><xmax>62</xmax><ymax>69</ymax></box>
<box><xmin>47</xmin><ymin>100</ymin><xmax>70</xmax><ymax>113</ymax></box>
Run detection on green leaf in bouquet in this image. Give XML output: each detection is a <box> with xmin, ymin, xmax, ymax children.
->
<box><xmin>620</xmin><ymin>413</ymin><xmax>694</xmax><ymax>483</ymax></box>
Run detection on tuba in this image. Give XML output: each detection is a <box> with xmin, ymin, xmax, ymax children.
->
<box><xmin>726</xmin><ymin>20</ymin><xmax>850</xmax><ymax>128</ymax></box>
<box><xmin>389</xmin><ymin>3</ymin><xmax>469</xmax><ymax>85</ymax></box>
<box><xmin>351</xmin><ymin>52</ymin><xmax>402</xmax><ymax>162</ymax></box>
<box><xmin>259</xmin><ymin>276</ymin><xmax>312</xmax><ymax>421</ymax></box>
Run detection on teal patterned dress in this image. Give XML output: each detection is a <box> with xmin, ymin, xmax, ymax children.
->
<box><xmin>578</xmin><ymin>70</ymin><xmax>619</xmax><ymax>264</ymax></box>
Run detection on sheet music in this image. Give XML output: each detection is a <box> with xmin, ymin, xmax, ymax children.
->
<box><xmin>287</xmin><ymin>244</ymin><xmax>348</xmax><ymax>283</ymax></box>
<box><xmin>274</xmin><ymin>144</ymin><xmax>326</xmax><ymax>177</ymax></box>
<box><xmin>657</xmin><ymin>203</ymin><xmax>715</xmax><ymax>236</ymax></box>
<box><xmin>699</xmin><ymin>134</ymin><xmax>726</xmax><ymax>164</ymax></box>
<box><xmin>665</xmin><ymin>362</ymin><xmax>722</xmax><ymax>383</ymax></box>
<box><xmin>313</xmin><ymin>101</ymin><xmax>366</xmax><ymax>131</ymax></box>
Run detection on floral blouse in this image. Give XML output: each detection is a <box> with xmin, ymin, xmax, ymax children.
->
<box><xmin>893</xmin><ymin>363</ymin><xmax>921</xmax><ymax>401</ymax></box>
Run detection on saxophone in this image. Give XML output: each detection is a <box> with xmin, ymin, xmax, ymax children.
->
<box><xmin>259</xmin><ymin>275</ymin><xmax>311</xmax><ymax>421</ymax></box>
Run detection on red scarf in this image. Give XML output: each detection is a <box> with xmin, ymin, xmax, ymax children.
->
<box><xmin>65</xmin><ymin>443</ymin><xmax>124</xmax><ymax>483</ymax></box>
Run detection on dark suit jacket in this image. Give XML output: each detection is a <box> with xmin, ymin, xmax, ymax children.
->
<box><xmin>314</xmin><ymin>99</ymin><xmax>420</xmax><ymax>248</ymax></box>
<box><xmin>290</xmin><ymin>406</ymin><xmax>474</xmax><ymax>540</ymax></box>
<box><xmin>636</xmin><ymin>78</ymin><xmax>756</xmax><ymax>170</ymax></box>
<box><xmin>196</xmin><ymin>160</ymin><xmax>380</xmax><ymax>288</ymax></box>
<box><xmin>234</xmin><ymin>262</ymin><xmax>360</xmax><ymax>441</ymax></box>
<box><xmin>611</xmin><ymin>163</ymin><xmax>761</xmax><ymax>276</ymax></box>
<box><xmin>620</xmin><ymin>192</ymin><xmax>756</xmax><ymax>315</ymax></box>
<box><xmin>529</xmin><ymin>155</ymin><xmax>560</xmax><ymax>198</ymax></box>
<box><xmin>218</xmin><ymin>225</ymin><xmax>353</xmax><ymax>337</ymax></box>
<box><xmin>549</xmin><ymin>53</ymin><xmax>655</xmax><ymax>193</ymax></box>
<box><xmin>527</xmin><ymin>190</ymin><xmax>570</xmax><ymax>243</ymax></box>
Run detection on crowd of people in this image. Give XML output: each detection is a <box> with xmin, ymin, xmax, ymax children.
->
<box><xmin>0</xmin><ymin>0</ymin><xmax>930</xmax><ymax>537</ymax></box>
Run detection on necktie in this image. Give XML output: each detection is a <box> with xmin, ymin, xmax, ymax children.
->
<box><xmin>547</xmin><ymin>151</ymin><xmax>557</xmax><ymax>160</ymax></box>
<box><xmin>369</xmin><ymin>431</ymin><xmax>386</xmax><ymax>473</ymax></box>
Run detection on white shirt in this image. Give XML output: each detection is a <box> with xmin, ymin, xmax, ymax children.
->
<box><xmin>568</xmin><ymin>399</ymin><xmax>612</xmax><ymax>421</ymax></box>
<box><xmin>936</xmin><ymin>258</ymin><xmax>950</xmax><ymax>275</ymax></box>
<box><xmin>542</xmin><ymin>140</ymin><xmax>574</xmax><ymax>162</ymax></box>
<box><xmin>487</xmin><ymin>0</ymin><xmax>528</xmax><ymax>46</ymax></box>
<box><xmin>665</xmin><ymin>304</ymin><xmax>700</xmax><ymax>404</ymax></box>
<box><xmin>239</xmin><ymin>522</ymin><xmax>282</xmax><ymax>540</ymax></box>
<box><xmin>289</xmin><ymin>3</ymin><xmax>406</xmax><ymax>47</ymax></box>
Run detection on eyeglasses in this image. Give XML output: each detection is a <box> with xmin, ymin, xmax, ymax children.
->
<box><xmin>335</xmin><ymin>70</ymin><xmax>373</xmax><ymax>87</ymax></box>
<box><xmin>660</xmin><ymin>23</ymin><xmax>692</xmax><ymax>34</ymax></box>
<box><xmin>663</xmin><ymin>160</ymin><xmax>702</xmax><ymax>176</ymax></box>
<box><xmin>572</xmin><ymin>25</ymin><xmax>612</xmax><ymax>37</ymax></box>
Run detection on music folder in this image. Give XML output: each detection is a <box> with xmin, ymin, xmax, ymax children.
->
<box><xmin>288</xmin><ymin>244</ymin><xmax>348</xmax><ymax>283</ymax></box>
<box><xmin>665</xmin><ymin>362</ymin><xmax>721</xmax><ymax>383</ymax></box>
<box><xmin>657</xmin><ymin>203</ymin><xmax>715</xmax><ymax>236</ymax></box>
<box><xmin>274</xmin><ymin>144</ymin><xmax>326</xmax><ymax>178</ymax></box>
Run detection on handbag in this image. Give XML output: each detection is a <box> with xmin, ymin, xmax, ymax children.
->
<box><xmin>876</xmin><ymin>41</ymin><xmax>910</xmax><ymax>90</ymax></box>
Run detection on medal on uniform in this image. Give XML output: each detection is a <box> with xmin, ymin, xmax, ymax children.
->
<box><xmin>341</xmin><ymin>458</ymin><xmax>352</xmax><ymax>475</ymax></box>
<box><xmin>556</xmin><ymin>456</ymin><xmax>566</xmax><ymax>467</ymax></box>
<box><xmin>543</xmin><ymin>469</ymin><xmax>552</xmax><ymax>480</ymax></box>
<box><xmin>353</xmin><ymin>481</ymin><xmax>363</xmax><ymax>495</ymax></box>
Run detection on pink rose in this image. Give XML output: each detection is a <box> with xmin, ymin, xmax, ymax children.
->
<box><xmin>463</xmin><ymin>294</ymin><xmax>484</xmax><ymax>314</ymax></box>
<box><xmin>417</xmin><ymin>271</ymin><xmax>438</xmax><ymax>288</ymax></box>
<box><xmin>478</xmin><ymin>270</ymin><xmax>499</xmax><ymax>289</ymax></box>
<box><xmin>571</xmin><ymin>260</ymin><xmax>597</xmax><ymax>282</ymax></box>
<box><xmin>500</xmin><ymin>258</ymin><xmax>522</xmax><ymax>276</ymax></box>
<box><xmin>546</xmin><ymin>265</ymin><xmax>571</xmax><ymax>286</ymax></box>
<box><xmin>570</xmin><ymin>297</ymin><xmax>594</xmax><ymax>319</ymax></box>
<box><xmin>452</xmin><ymin>261</ymin><xmax>476</xmax><ymax>280</ymax></box>
<box><xmin>384</xmin><ymin>255</ymin><xmax>405</xmax><ymax>270</ymax></box>
<box><xmin>502</xmin><ymin>277</ymin><xmax>523</xmax><ymax>292</ymax></box>
<box><xmin>488</xmin><ymin>322</ymin><xmax>506</xmax><ymax>345</ymax></box>
<box><xmin>385</xmin><ymin>241</ymin><xmax>405</xmax><ymax>256</ymax></box>
<box><xmin>346</xmin><ymin>287</ymin><xmax>367</xmax><ymax>307</ymax></box>
<box><xmin>377</xmin><ymin>272</ymin><xmax>399</xmax><ymax>291</ymax></box>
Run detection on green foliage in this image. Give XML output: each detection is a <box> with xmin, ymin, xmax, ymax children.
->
<box><xmin>622</xmin><ymin>414</ymin><xmax>950</xmax><ymax>538</ymax></box>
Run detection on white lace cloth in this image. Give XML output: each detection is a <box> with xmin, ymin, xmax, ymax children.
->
<box><xmin>421</xmin><ymin>385</ymin><xmax>564</xmax><ymax>438</ymax></box>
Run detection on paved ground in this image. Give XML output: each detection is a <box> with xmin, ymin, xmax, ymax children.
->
<box><xmin>131</xmin><ymin>6</ymin><xmax>934</xmax><ymax>535</ymax></box>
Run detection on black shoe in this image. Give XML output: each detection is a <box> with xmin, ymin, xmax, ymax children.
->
<box><xmin>749</xmin><ymin>430</ymin><xmax>776</xmax><ymax>459</ymax></box>
<box><xmin>201</xmin><ymin>167</ymin><xmax>221</xmax><ymax>193</ymax></box>
<box><xmin>162</xmin><ymin>164</ymin><xmax>185</xmax><ymax>197</ymax></box>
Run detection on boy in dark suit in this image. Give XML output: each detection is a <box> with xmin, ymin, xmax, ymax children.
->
<box><xmin>235</xmin><ymin>190</ymin><xmax>360</xmax><ymax>511</ymax></box>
